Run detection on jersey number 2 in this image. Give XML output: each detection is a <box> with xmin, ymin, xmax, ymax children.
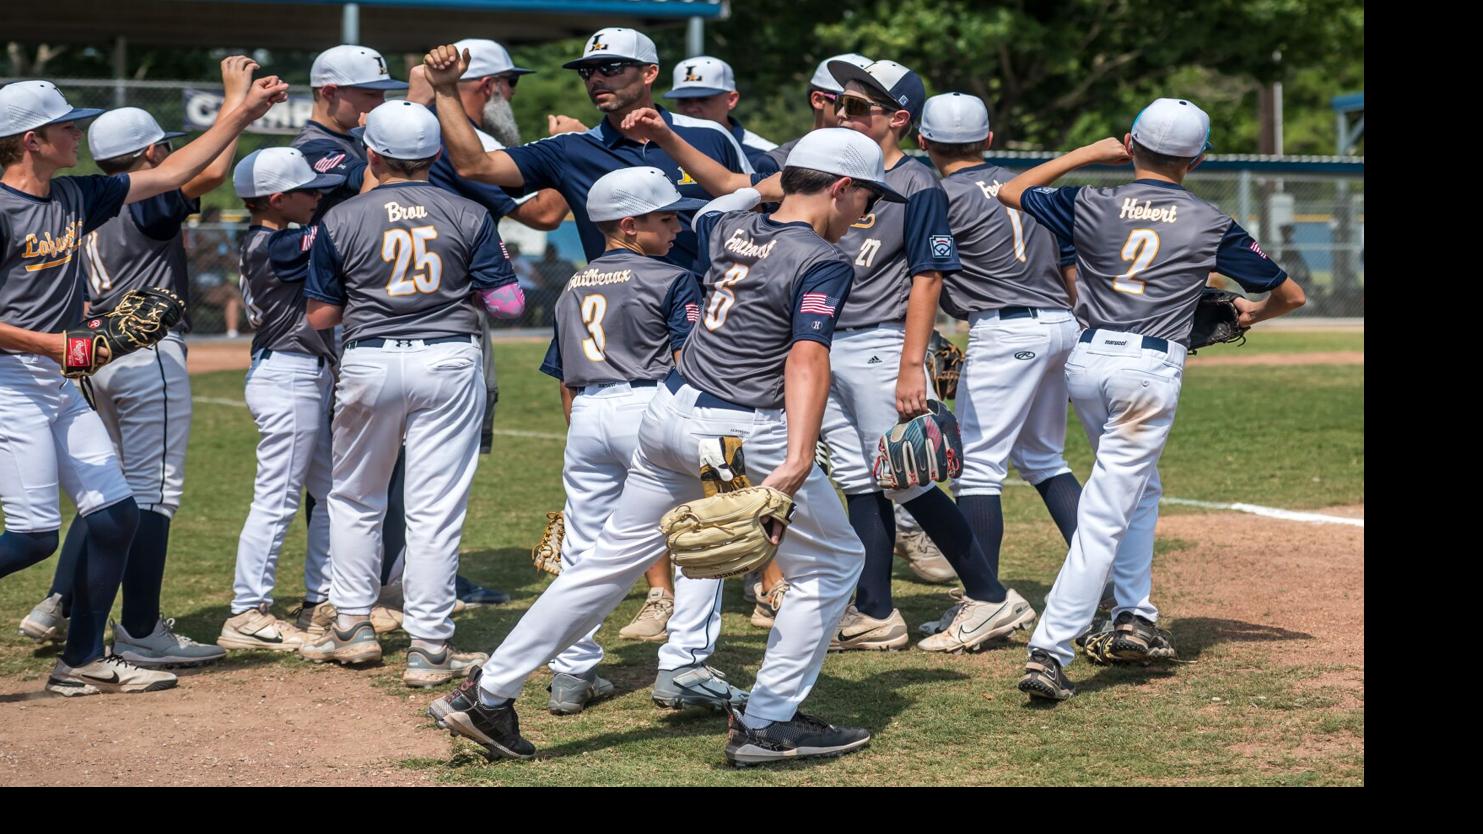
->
<box><xmin>383</xmin><ymin>226</ymin><xmax>443</xmax><ymax>296</ymax></box>
<box><xmin>1114</xmin><ymin>228</ymin><xmax>1160</xmax><ymax>294</ymax></box>
<box><xmin>703</xmin><ymin>265</ymin><xmax>748</xmax><ymax>331</ymax></box>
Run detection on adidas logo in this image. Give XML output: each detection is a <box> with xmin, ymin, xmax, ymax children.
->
<box><xmin>867</xmin><ymin>356</ymin><xmax>882</xmax><ymax>365</ymax></box>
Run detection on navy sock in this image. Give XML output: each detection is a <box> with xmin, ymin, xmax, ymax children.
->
<box><xmin>904</xmin><ymin>489</ymin><xmax>1005</xmax><ymax>603</ymax></box>
<box><xmin>956</xmin><ymin>494</ymin><xmax>1006</xmax><ymax>597</ymax></box>
<box><xmin>61</xmin><ymin>499</ymin><xmax>139</xmax><ymax>667</ymax></box>
<box><xmin>381</xmin><ymin>447</ymin><xmax>408</xmax><ymax>586</ymax></box>
<box><xmin>49</xmin><ymin>516</ymin><xmax>86</xmax><ymax>613</ymax></box>
<box><xmin>1034</xmin><ymin>473</ymin><xmax>1082</xmax><ymax>545</ymax></box>
<box><xmin>0</xmin><ymin>529</ymin><xmax>59</xmax><ymax>579</ymax></box>
<box><xmin>846</xmin><ymin>492</ymin><xmax>895</xmax><ymax>619</ymax></box>
<box><xmin>120</xmin><ymin>510</ymin><xmax>171</xmax><ymax>637</ymax></box>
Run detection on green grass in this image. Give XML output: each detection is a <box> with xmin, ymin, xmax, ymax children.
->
<box><xmin>0</xmin><ymin>339</ymin><xmax>1364</xmax><ymax>784</ymax></box>
<box><xmin>1188</xmin><ymin>328</ymin><xmax>1363</xmax><ymax>356</ymax></box>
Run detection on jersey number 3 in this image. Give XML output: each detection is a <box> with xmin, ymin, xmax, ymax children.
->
<box><xmin>580</xmin><ymin>293</ymin><xmax>608</xmax><ymax>361</ymax></box>
<box><xmin>383</xmin><ymin>226</ymin><xmax>443</xmax><ymax>296</ymax></box>
<box><xmin>1114</xmin><ymin>228</ymin><xmax>1160</xmax><ymax>294</ymax></box>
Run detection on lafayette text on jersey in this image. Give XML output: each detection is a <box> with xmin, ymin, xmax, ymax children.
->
<box><xmin>239</xmin><ymin>224</ymin><xmax>336</xmax><ymax>361</ymax></box>
<box><xmin>83</xmin><ymin>188</ymin><xmax>199</xmax><ymax>333</ymax></box>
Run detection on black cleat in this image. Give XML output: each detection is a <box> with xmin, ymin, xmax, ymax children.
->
<box><xmin>724</xmin><ymin>707</ymin><xmax>870</xmax><ymax>767</ymax></box>
<box><xmin>444</xmin><ymin>700</ymin><xmax>537</xmax><ymax>762</ymax></box>
<box><xmin>1019</xmin><ymin>649</ymin><xmax>1075</xmax><ymax>701</ymax></box>
<box><xmin>427</xmin><ymin>664</ymin><xmax>482</xmax><ymax>728</ymax></box>
<box><xmin>1106</xmin><ymin>611</ymin><xmax>1177</xmax><ymax>663</ymax></box>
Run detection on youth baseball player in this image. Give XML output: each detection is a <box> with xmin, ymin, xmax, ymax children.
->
<box><xmin>429</xmin><ymin>128</ymin><xmax>894</xmax><ymax>765</ymax></box>
<box><xmin>663</xmin><ymin>56</ymin><xmax>780</xmax><ymax>176</ymax></box>
<box><xmin>215</xmin><ymin>147</ymin><xmax>344</xmax><ymax>651</ymax></box>
<box><xmin>0</xmin><ymin>72</ymin><xmax>288</xmax><ymax>694</ymax></box>
<box><xmin>763</xmin><ymin>54</ymin><xmax>873</xmax><ymax>172</ymax></box>
<box><xmin>1000</xmin><ymin>98</ymin><xmax>1306</xmax><ymax>699</ymax></box>
<box><xmin>300</xmin><ymin>100</ymin><xmax>522</xmax><ymax>687</ymax></box>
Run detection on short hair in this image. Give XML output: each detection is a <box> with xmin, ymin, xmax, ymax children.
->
<box><xmin>594</xmin><ymin>218</ymin><xmax>622</xmax><ymax>238</ymax></box>
<box><xmin>779</xmin><ymin>166</ymin><xmax>844</xmax><ymax>195</ymax></box>
<box><xmin>379</xmin><ymin>155</ymin><xmax>437</xmax><ymax>177</ymax></box>
<box><xmin>923</xmin><ymin>138</ymin><xmax>985</xmax><ymax>157</ymax></box>
<box><xmin>95</xmin><ymin>151</ymin><xmax>144</xmax><ymax>175</ymax></box>
<box><xmin>1130</xmin><ymin>139</ymin><xmax>1196</xmax><ymax>176</ymax></box>
<box><xmin>242</xmin><ymin>196</ymin><xmax>270</xmax><ymax>212</ymax></box>
<box><xmin>0</xmin><ymin>134</ymin><xmax>24</xmax><ymax>168</ymax></box>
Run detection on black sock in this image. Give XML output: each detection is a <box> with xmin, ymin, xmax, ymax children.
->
<box><xmin>120</xmin><ymin>510</ymin><xmax>171</xmax><ymax>637</ymax></box>
<box><xmin>956</xmin><ymin>494</ymin><xmax>1005</xmax><ymax>597</ymax></box>
<box><xmin>0</xmin><ymin>529</ymin><xmax>59</xmax><ymax>579</ymax></box>
<box><xmin>1034</xmin><ymin>473</ymin><xmax>1082</xmax><ymax>544</ymax></box>
<box><xmin>50</xmin><ymin>516</ymin><xmax>88</xmax><ymax>616</ymax></box>
<box><xmin>62</xmin><ymin>499</ymin><xmax>139</xmax><ymax>667</ymax></box>
<box><xmin>846</xmin><ymin>492</ymin><xmax>895</xmax><ymax>619</ymax></box>
<box><xmin>904</xmin><ymin>489</ymin><xmax>1005</xmax><ymax>603</ymax></box>
<box><xmin>381</xmin><ymin>447</ymin><xmax>408</xmax><ymax>585</ymax></box>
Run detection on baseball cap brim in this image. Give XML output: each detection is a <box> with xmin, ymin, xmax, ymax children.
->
<box><xmin>296</xmin><ymin>172</ymin><xmax>347</xmax><ymax>192</ymax></box>
<box><xmin>655</xmin><ymin>196</ymin><xmax>709</xmax><ymax>214</ymax></box>
<box><xmin>867</xmin><ymin>182</ymin><xmax>907</xmax><ymax>204</ymax></box>
<box><xmin>43</xmin><ymin>106</ymin><xmax>106</xmax><ymax>128</ymax></box>
<box><xmin>663</xmin><ymin>86</ymin><xmax>730</xmax><ymax>99</ymax></box>
<box><xmin>562</xmin><ymin>56</ymin><xmax>651</xmax><ymax>69</ymax></box>
<box><xmin>827</xmin><ymin>62</ymin><xmax>899</xmax><ymax>109</ymax></box>
<box><xmin>342</xmin><ymin>78</ymin><xmax>410</xmax><ymax>91</ymax></box>
<box><xmin>159</xmin><ymin>130</ymin><xmax>189</xmax><ymax>142</ymax></box>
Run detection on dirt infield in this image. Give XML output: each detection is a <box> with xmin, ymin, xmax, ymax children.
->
<box><xmin>186</xmin><ymin>339</ymin><xmax>252</xmax><ymax>375</ymax></box>
<box><xmin>1189</xmin><ymin>351</ymin><xmax>1364</xmax><ymax>367</ymax></box>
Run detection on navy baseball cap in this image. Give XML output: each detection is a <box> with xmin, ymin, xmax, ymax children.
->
<box><xmin>828</xmin><ymin>59</ymin><xmax>927</xmax><ymax>124</ymax></box>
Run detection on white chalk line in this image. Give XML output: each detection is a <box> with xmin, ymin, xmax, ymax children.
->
<box><xmin>192</xmin><ymin>396</ymin><xmax>567</xmax><ymax>441</ymax></box>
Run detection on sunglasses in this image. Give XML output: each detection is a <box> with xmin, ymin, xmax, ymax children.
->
<box><xmin>834</xmin><ymin>94</ymin><xmax>896</xmax><ymax>119</ymax></box>
<box><xmin>575</xmin><ymin>61</ymin><xmax>641</xmax><ymax>81</ymax></box>
<box><xmin>859</xmin><ymin>185</ymin><xmax>884</xmax><ymax>216</ymax></box>
<box><xmin>494</xmin><ymin>73</ymin><xmax>520</xmax><ymax>89</ymax></box>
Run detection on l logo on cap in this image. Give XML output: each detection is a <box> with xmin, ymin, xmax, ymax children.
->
<box><xmin>589</xmin><ymin>34</ymin><xmax>608</xmax><ymax>52</ymax></box>
<box><xmin>683</xmin><ymin>65</ymin><xmax>701</xmax><ymax>82</ymax></box>
<box><xmin>374</xmin><ymin>55</ymin><xmax>387</xmax><ymax>75</ymax></box>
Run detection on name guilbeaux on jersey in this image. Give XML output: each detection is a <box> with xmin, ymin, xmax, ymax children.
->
<box><xmin>384</xmin><ymin>202</ymin><xmax>430</xmax><ymax>222</ymax></box>
<box><xmin>568</xmin><ymin>267</ymin><xmax>634</xmax><ymax>289</ymax></box>
<box><xmin>1119</xmin><ymin>198</ymin><xmax>1179</xmax><ymax>223</ymax></box>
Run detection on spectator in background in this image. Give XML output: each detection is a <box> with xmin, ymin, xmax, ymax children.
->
<box><xmin>535</xmin><ymin>243</ymin><xmax>576</xmax><ymax>291</ymax></box>
<box><xmin>187</xmin><ymin>206</ymin><xmax>245</xmax><ymax>336</ymax></box>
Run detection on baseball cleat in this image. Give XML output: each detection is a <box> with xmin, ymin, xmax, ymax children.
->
<box><xmin>918</xmin><ymin>588</ymin><xmax>966</xmax><ymax>636</ymax></box>
<box><xmin>290</xmin><ymin>599</ymin><xmax>337</xmax><ymax>638</ymax></box>
<box><xmin>217</xmin><ymin>604</ymin><xmax>309</xmax><ymax>651</ymax></box>
<box><xmin>617</xmin><ymin>587</ymin><xmax>673</xmax><ymax>642</ymax></box>
<box><xmin>1104</xmin><ymin>611</ymin><xmax>1178</xmax><ymax>663</ymax></box>
<box><xmin>455</xmin><ymin>574</ymin><xmax>510</xmax><ymax>606</ymax></box>
<box><xmin>112</xmin><ymin>617</ymin><xmax>226</xmax><ymax>668</ymax></box>
<box><xmin>46</xmin><ymin>654</ymin><xmax>178</xmax><ymax>697</ymax></box>
<box><xmin>724</xmin><ymin>707</ymin><xmax>871</xmax><ymax>766</ymax></box>
<box><xmin>894</xmin><ymin>529</ymin><xmax>957</xmax><ymax>584</ymax></box>
<box><xmin>1019</xmin><ymin>649</ymin><xmax>1075</xmax><ymax>701</ymax></box>
<box><xmin>547</xmin><ymin>668</ymin><xmax>616</xmax><ymax>715</ymax></box>
<box><xmin>916</xmin><ymin>588</ymin><xmax>1036</xmax><ymax>653</ymax></box>
<box><xmin>652</xmin><ymin>663</ymin><xmax>749</xmax><ymax>711</ymax></box>
<box><xmin>20</xmin><ymin>592</ymin><xmax>68</xmax><ymax>644</ymax></box>
<box><xmin>299</xmin><ymin>620</ymin><xmax>382</xmax><ymax>666</ymax></box>
<box><xmin>403</xmin><ymin>644</ymin><xmax>488</xmax><ymax>688</ymax></box>
<box><xmin>749</xmin><ymin>580</ymin><xmax>789</xmax><ymax>629</ymax></box>
<box><xmin>444</xmin><ymin>701</ymin><xmax>537</xmax><ymax>762</ymax></box>
<box><xmin>428</xmin><ymin>664</ymin><xmax>482</xmax><ymax>728</ymax></box>
<box><xmin>829</xmin><ymin>605</ymin><xmax>909</xmax><ymax>651</ymax></box>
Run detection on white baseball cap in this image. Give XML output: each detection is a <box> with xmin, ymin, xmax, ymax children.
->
<box><xmin>562</xmin><ymin>28</ymin><xmax>659</xmax><ymax>69</ymax></box>
<box><xmin>809</xmin><ymin>54</ymin><xmax>871</xmax><ymax>93</ymax></box>
<box><xmin>310</xmin><ymin>44</ymin><xmax>409</xmax><ymax>90</ymax></box>
<box><xmin>363</xmin><ymin>100</ymin><xmax>442</xmax><ymax>160</ymax></box>
<box><xmin>782</xmin><ymin>128</ymin><xmax>906</xmax><ymax>203</ymax></box>
<box><xmin>87</xmin><ymin>107</ymin><xmax>188</xmax><ymax>161</ymax></box>
<box><xmin>1130</xmin><ymin>98</ymin><xmax>1211</xmax><ymax>158</ymax></box>
<box><xmin>233</xmin><ymin>147</ymin><xmax>345</xmax><ymax>199</ymax></box>
<box><xmin>920</xmin><ymin>93</ymin><xmax>989</xmax><ymax>144</ymax></box>
<box><xmin>0</xmin><ymin>80</ymin><xmax>105</xmax><ymax>137</ymax></box>
<box><xmin>829</xmin><ymin>59</ymin><xmax>928</xmax><ymax>124</ymax></box>
<box><xmin>664</xmin><ymin>56</ymin><xmax>735</xmax><ymax>99</ymax></box>
<box><xmin>587</xmin><ymin>166</ymin><xmax>707</xmax><ymax>222</ymax></box>
<box><xmin>454</xmin><ymin>38</ymin><xmax>534</xmax><ymax>80</ymax></box>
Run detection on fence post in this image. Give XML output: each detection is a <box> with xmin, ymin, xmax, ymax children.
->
<box><xmin>1237</xmin><ymin>169</ymin><xmax>1252</xmax><ymax>229</ymax></box>
<box><xmin>112</xmin><ymin>36</ymin><xmax>127</xmax><ymax>109</ymax></box>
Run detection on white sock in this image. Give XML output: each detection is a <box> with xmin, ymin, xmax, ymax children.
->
<box><xmin>740</xmin><ymin>713</ymin><xmax>775</xmax><ymax>731</ymax></box>
<box><xmin>411</xmin><ymin>638</ymin><xmax>445</xmax><ymax>654</ymax></box>
<box><xmin>335</xmin><ymin>613</ymin><xmax>369</xmax><ymax>631</ymax></box>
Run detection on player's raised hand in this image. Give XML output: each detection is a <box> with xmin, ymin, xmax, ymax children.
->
<box><xmin>423</xmin><ymin>45</ymin><xmax>469</xmax><ymax>89</ymax></box>
<box><xmin>1083</xmin><ymin>137</ymin><xmax>1132</xmax><ymax>166</ymax></box>
<box><xmin>547</xmin><ymin>114</ymin><xmax>587</xmax><ymax>136</ymax></box>
<box><xmin>220</xmin><ymin>55</ymin><xmax>258</xmax><ymax>104</ymax></box>
<box><xmin>238</xmin><ymin>76</ymin><xmax>289</xmax><ymax>121</ymax></box>
<box><xmin>618</xmin><ymin>107</ymin><xmax>672</xmax><ymax>145</ymax></box>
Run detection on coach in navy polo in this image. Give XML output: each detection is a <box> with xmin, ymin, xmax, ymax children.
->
<box><xmin>422</xmin><ymin>28</ymin><xmax>754</xmax><ymax>269</ymax></box>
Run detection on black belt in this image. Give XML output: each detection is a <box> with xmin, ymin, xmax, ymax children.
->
<box><xmin>576</xmin><ymin>379</ymin><xmax>659</xmax><ymax>394</ymax></box>
<box><xmin>997</xmin><ymin>306</ymin><xmax>1037</xmax><ymax>319</ymax></box>
<box><xmin>345</xmin><ymin>334</ymin><xmax>476</xmax><ymax>350</ymax></box>
<box><xmin>663</xmin><ymin>369</ymin><xmax>753</xmax><ymax>412</ymax></box>
<box><xmin>1080</xmin><ymin>329</ymin><xmax>1170</xmax><ymax>353</ymax></box>
<box><xmin>255</xmin><ymin>349</ymin><xmax>325</xmax><ymax>368</ymax></box>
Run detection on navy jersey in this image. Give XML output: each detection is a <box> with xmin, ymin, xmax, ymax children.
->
<box><xmin>677</xmin><ymin>210</ymin><xmax>854</xmax><ymax>409</ymax></box>
<box><xmin>83</xmin><ymin>188</ymin><xmax>199</xmax><ymax>333</ymax></box>
<box><xmin>239</xmin><ymin>225</ymin><xmax>336</xmax><ymax>361</ymax></box>
<box><xmin>834</xmin><ymin>155</ymin><xmax>960</xmax><ymax>329</ymax></box>
<box><xmin>730</xmin><ymin>118</ymin><xmax>780</xmax><ymax>177</ymax></box>
<box><xmin>938</xmin><ymin>164</ymin><xmax>1072</xmax><ymax>318</ymax></box>
<box><xmin>426</xmin><ymin>107</ymin><xmax>520</xmax><ymax>221</ymax></box>
<box><xmin>305</xmin><ymin>182</ymin><xmax>516</xmax><ymax>342</ymax></box>
<box><xmin>505</xmin><ymin>108</ymin><xmax>752</xmax><ymax>268</ymax></box>
<box><xmin>1021</xmin><ymin>179</ymin><xmax>1288</xmax><ymax>345</ymax></box>
<box><xmin>0</xmin><ymin>174</ymin><xmax>129</xmax><ymax>340</ymax></box>
<box><xmin>293</xmin><ymin>120</ymin><xmax>366</xmax><ymax>222</ymax></box>
<box><xmin>539</xmin><ymin>249</ymin><xmax>699</xmax><ymax>388</ymax></box>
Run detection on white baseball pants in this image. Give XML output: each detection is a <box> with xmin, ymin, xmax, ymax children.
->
<box><xmin>87</xmin><ymin>332</ymin><xmax>191</xmax><ymax>517</ymax></box>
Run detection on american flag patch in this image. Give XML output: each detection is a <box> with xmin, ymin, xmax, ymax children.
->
<box><xmin>685</xmin><ymin>303</ymin><xmax>700</xmax><ymax>323</ymax></box>
<box><xmin>799</xmin><ymin>292</ymin><xmax>836</xmax><ymax>316</ymax></box>
<box><xmin>1248</xmin><ymin>240</ymin><xmax>1268</xmax><ymax>259</ymax></box>
<box><xmin>500</xmin><ymin>241</ymin><xmax>510</xmax><ymax>259</ymax></box>
<box><xmin>301</xmin><ymin>225</ymin><xmax>318</xmax><ymax>252</ymax></box>
<box><xmin>313</xmin><ymin>153</ymin><xmax>346</xmax><ymax>173</ymax></box>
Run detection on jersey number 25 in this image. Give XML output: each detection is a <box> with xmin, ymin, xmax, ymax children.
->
<box><xmin>383</xmin><ymin>226</ymin><xmax>443</xmax><ymax>296</ymax></box>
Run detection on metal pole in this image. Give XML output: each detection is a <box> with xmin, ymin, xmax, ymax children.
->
<box><xmin>686</xmin><ymin>16</ymin><xmax>704</xmax><ymax>57</ymax></box>
<box><xmin>113</xmin><ymin>36</ymin><xmax>127</xmax><ymax>109</ymax></box>
<box><xmin>342</xmin><ymin>2</ymin><xmax>361</xmax><ymax>45</ymax></box>
<box><xmin>1237</xmin><ymin>169</ymin><xmax>1252</xmax><ymax>230</ymax></box>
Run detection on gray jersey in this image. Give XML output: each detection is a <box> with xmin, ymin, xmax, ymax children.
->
<box><xmin>83</xmin><ymin>189</ymin><xmax>198</xmax><ymax>333</ymax></box>
<box><xmin>766</xmin><ymin>136</ymin><xmax>802</xmax><ymax>172</ymax></box>
<box><xmin>539</xmin><ymin>249</ymin><xmax>700</xmax><ymax>388</ymax></box>
<box><xmin>0</xmin><ymin>174</ymin><xmax>129</xmax><ymax>339</ymax></box>
<box><xmin>292</xmin><ymin>120</ymin><xmax>367</xmax><ymax>222</ymax></box>
<box><xmin>305</xmin><ymin>181</ymin><xmax>516</xmax><ymax>343</ymax></box>
<box><xmin>1020</xmin><ymin>179</ymin><xmax>1288</xmax><ymax>345</ymax></box>
<box><xmin>239</xmin><ymin>225</ymin><xmax>335</xmax><ymax>361</ymax></box>
<box><xmin>938</xmin><ymin>164</ymin><xmax>1071</xmax><ymax>318</ymax></box>
<box><xmin>833</xmin><ymin>156</ymin><xmax>960</xmax><ymax>329</ymax></box>
<box><xmin>677</xmin><ymin>211</ymin><xmax>855</xmax><ymax>409</ymax></box>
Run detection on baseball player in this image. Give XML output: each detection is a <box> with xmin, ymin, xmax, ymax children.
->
<box><xmin>0</xmin><ymin>72</ymin><xmax>288</xmax><ymax>694</ymax></box>
<box><xmin>762</xmin><ymin>53</ymin><xmax>872</xmax><ymax>172</ymax></box>
<box><xmin>663</xmin><ymin>56</ymin><xmax>780</xmax><ymax>176</ymax></box>
<box><xmin>906</xmin><ymin>92</ymin><xmax>1086</xmax><ymax>649</ymax></box>
<box><xmin>215</xmin><ymin>147</ymin><xmax>344</xmax><ymax>651</ymax></box>
<box><xmin>300</xmin><ymin>100</ymin><xmax>522</xmax><ymax>687</ymax></box>
<box><xmin>429</xmin><ymin>127</ymin><xmax>892</xmax><ymax>766</ymax></box>
<box><xmin>1000</xmin><ymin>98</ymin><xmax>1306</xmax><ymax>699</ymax></box>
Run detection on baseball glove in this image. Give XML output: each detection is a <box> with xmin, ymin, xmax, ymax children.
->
<box><xmin>1187</xmin><ymin>288</ymin><xmax>1249</xmax><ymax>352</ymax></box>
<box><xmin>63</xmin><ymin>287</ymin><xmax>184</xmax><ymax>378</ymax></box>
<box><xmin>1080</xmin><ymin>616</ymin><xmax>1178</xmax><ymax>666</ymax></box>
<box><xmin>530</xmin><ymin>511</ymin><xmax>564</xmax><ymax>576</ymax></box>
<box><xmin>661</xmin><ymin>486</ymin><xmax>795</xmax><ymax>580</ymax></box>
<box><xmin>926</xmin><ymin>330</ymin><xmax>965</xmax><ymax>400</ymax></box>
<box><xmin>872</xmin><ymin>401</ymin><xmax>963</xmax><ymax>490</ymax></box>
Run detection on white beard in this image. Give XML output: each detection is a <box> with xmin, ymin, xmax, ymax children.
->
<box><xmin>482</xmin><ymin>94</ymin><xmax>522</xmax><ymax>147</ymax></box>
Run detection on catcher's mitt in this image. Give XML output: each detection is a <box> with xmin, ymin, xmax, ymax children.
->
<box><xmin>661</xmin><ymin>486</ymin><xmax>795</xmax><ymax>580</ymax></box>
<box><xmin>1079</xmin><ymin>616</ymin><xmax>1178</xmax><ymax>666</ymax></box>
<box><xmin>872</xmin><ymin>401</ymin><xmax>963</xmax><ymax>490</ymax></box>
<box><xmin>1187</xmin><ymin>288</ymin><xmax>1248</xmax><ymax>353</ymax></box>
<box><xmin>926</xmin><ymin>330</ymin><xmax>965</xmax><ymax>400</ymax></box>
<box><xmin>63</xmin><ymin>287</ymin><xmax>184</xmax><ymax>378</ymax></box>
<box><xmin>530</xmin><ymin>511</ymin><xmax>564</xmax><ymax>576</ymax></box>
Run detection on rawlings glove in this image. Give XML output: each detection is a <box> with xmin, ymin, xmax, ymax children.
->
<box><xmin>530</xmin><ymin>511</ymin><xmax>565</xmax><ymax>576</ymax></box>
<box><xmin>926</xmin><ymin>330</ymin><xmax>965</xmax><ymax>400</ymax></box>
<box><xmin>1187</xmin><ymin>288</ymin><xmax>1249</xmax><ymax>352</ymax></box>
<box><xmin>873</xmin><ymin>401</ymin><xmax>964</xmax><ymax>490</ymax></box>
<box><xmin>1079</xmin><ymin>615</ymin><xmax>1178</xmax><ymax>666</ymax></box>
<box><xmin>661</xmin><ymin>486</ymin><xmax>795</xmax><ymax>580</ymax></box>
<box><xmin>63</xmin><ymin>287</ymin><xmax>184</xmax><ymax>378</ymax></box>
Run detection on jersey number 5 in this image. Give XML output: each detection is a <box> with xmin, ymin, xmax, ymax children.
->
<box><xmin>1114</xmin><ymin>228</ymin><xmax>1160</xmax><ymax>294</ymax></box>
<box><xmin>383</xmin><ymin>226</ymin><xmax>443</xmax><ymax>296</ymax></box>
<box><xmin>703</xmin><ymin>265</ymin><xmax>748</xmax><ymax>331</ymax></box>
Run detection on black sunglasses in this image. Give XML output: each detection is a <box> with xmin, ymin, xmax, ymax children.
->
<box><xmin>494</xmin><ymin>73</ymin><xmax>520</xmax><ymax>89</ymax></box>
<box><xmin>859</xmin><ymin>185</ymin><xmax>884</xmax><ymax>215</ymax></box>
<box><xmin>575</xmin><ymin>61</ymin><xmax>641</xmax><ymax>81</ymax></box>
<box><xmin>834</xmin><ymin>94</ymin><xmax>895</xmax><ymax>119</ymax></box>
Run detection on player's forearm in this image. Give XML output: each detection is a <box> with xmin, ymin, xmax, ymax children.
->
<box><xmin>305</xmin><ymin>300</ymin><xmax>343</xmax><ymax>329</ymax></box>
<box><xmin>900</xmin><ymin>272</ymin><xmax>943</xmax><ymax>368</ymax></box>
<box><xmin>772</xmin><ymin>340</ymin><xmax>831</xmax><ymax>495</ymax></box>
<box><xmin>1000</xmin><ymin>147</ymin><xmax>1100</xmax><ymax>209</ymax></box>
<box><xmin>560</xmin><ymin>382</ymin><xmax>574</xmax><ymax>426</ymax></box>
<box><xmin>0</xmin><ymin>323</ymin><xmax>63</xmax><ymax>362</ymax></box>
<box><xmin>510</xmin><ymin>190</ymin><xmax>569</xmax><ymax>231</ymax></box>
<box><xmin>131</xmin><ymin>103</ymin><xmax>259</xmax><ymax>203</ymax></box>
<box><xmin>1061</xmin><ymin>265</ymin><xmax>1079</xmax><ymax>308</ymax></box>
<box><xmin>434</xmin><ymin>88</ymin><xmax>521</xmax><ymax>186</ymax></box>
<box><xmin>1246</xmin><ymin>277</ymin><xmax>1307</xmax><ymax>324</ymax></box>
<box><xmin>651</xmin><ymin>130</ymin><xmax>752</xmax><ymax>198</ymax></box>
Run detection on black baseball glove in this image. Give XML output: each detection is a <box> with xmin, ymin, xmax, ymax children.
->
<box><xmin>1187</xmin><ymin>289</ymin><xmax>1249</xmax><ymax>352</ymax></box>
<box><xmin>63</xmin><ymin>287</ymin><xmax>184</xmax><ymax>378</ymax></box>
